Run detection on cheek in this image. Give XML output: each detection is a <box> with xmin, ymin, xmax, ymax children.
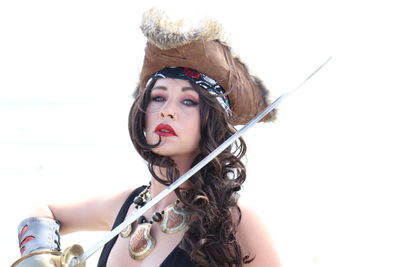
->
<box><xmin>189</xmin><ymin>114</ymin><xmax>201</xmax><ymax>140</ymax></box>
<box><xmin>146</xmin><ymin>102</ymin><xmax>162</xmax><ymax>113</ymax></box>
<box><xmin>144</xmin><ymin>112</ymin><xmax>155</xmax><ymax>133</ymax></box>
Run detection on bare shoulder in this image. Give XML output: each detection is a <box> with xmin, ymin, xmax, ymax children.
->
<box><xmin>236</xmin><ymin>197</ymin><xmax>281</xmax><ymax>267</ymax></box>
<box><xmin>48</xmin><ymin>188</ymin><xmax>135</xmax><ymax>234</ymax></box>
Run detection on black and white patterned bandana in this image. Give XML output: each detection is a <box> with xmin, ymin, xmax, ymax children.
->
<box><xmin>148</xmin><ymin>67</ymin><xmax>231</xmax><ymax>116</ymax></box>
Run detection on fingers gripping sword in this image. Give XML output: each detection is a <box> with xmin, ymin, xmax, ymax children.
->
<box><xmin>68</xmin><ymin>57</ymin><xmax>331</xmax><ymax>266</ymax></box>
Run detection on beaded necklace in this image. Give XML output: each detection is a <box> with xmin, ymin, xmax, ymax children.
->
<box><xmin>120</xmin><ymin>183</ymin><xmax>189</xmax><ymax>260</ymax></box>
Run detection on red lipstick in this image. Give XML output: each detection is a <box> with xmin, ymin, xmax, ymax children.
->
<box><xmin>154</xmin><ymin>123</ymin><xmax>177</xmax><ymax>137</ymax></box>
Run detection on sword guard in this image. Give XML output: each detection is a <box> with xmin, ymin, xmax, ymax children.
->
<box><xmin>11</xmin><ymin>244</ymin><xmax>85</xmax><ymax>267</ymax></box>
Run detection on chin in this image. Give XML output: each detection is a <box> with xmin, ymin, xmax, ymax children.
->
<box><xmin>152</xmin><ymin>147</ymin><xmax>175</xmax><ymax>157</ymax></box>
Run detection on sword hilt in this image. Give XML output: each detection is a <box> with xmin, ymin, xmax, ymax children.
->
<box><xmin>11</xmin><ymin>244</ymin><xmax>85</xmax><ymax>267</ymax></box>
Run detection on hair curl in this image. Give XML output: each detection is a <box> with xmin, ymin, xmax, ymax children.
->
<box><xmin>128</xmin><ymin>78</ymin><xmax>253</xmax><ymax>266</ymax></box>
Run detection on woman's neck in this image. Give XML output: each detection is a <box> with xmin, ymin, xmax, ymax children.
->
<box><xmin>148</xmin><ymin>159</ymin><xmax>191</xmax><ymax>210</ymax></box>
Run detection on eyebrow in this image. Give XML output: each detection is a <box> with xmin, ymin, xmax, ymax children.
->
<box><xmin>152</xmin><ymin>86</ymin><xmax>196</xmax><ymax>92</ymax></box>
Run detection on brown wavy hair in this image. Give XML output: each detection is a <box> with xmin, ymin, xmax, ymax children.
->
<box><xmin>128</xmin><ymin>78</ymin><xmax>253</xmax><ymax>266</ymax></box>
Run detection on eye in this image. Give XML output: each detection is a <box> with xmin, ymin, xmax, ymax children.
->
<box><xmin>182</xmin><ymin>99</ymin><xmax>199</xmax><ymax>106</ymax></box>
<box><xmin>151</xmin><ymin>95</ymin><xmax>165</xmax><ymax>102</ymax></box>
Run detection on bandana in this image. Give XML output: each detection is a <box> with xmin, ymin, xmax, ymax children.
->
<box><xmin>148</xmin><ymin>67</ymin><xmax>232</xmax><ymax>116</ymax></box>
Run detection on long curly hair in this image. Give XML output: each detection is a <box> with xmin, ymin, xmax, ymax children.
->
<box><xmin>128</xmin><ymin>78</ymin><xmax>253</xmax><ymax>266</ymax></box>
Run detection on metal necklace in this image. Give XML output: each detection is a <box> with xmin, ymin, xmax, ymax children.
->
<box><xmin>119</xmin><ymin>183</ymin><xmax>189</xmax><ymax>260</ymax></box>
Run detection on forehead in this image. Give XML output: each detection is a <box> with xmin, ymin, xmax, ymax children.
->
<box><xmin>152</xmin><ymin>78</ymin><xmax>194</xmax><ymax>91</ymax></box>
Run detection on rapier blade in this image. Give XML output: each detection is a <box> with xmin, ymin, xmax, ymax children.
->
<box><xmin>75</xmin><ymin>56</ymin><xmax>332</xmax><ymax>265</ymax></box>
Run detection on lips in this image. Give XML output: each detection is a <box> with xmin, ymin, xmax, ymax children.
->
<box><xmin>154</xmin><ymin>123</ymin><xmax>177</xmax><ymax>137</ymax></box>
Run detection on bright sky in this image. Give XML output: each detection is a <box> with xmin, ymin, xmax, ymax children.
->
<box><xmin>1</xmin><ymin>1</ymin><xmax>399</xmax><ymax>266</ymax></box>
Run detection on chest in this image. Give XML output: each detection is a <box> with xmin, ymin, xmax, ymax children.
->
<box><xmin>106</xmin><ymin>206</ymin><xmax>186</xmax><ymax>267</ymax></box>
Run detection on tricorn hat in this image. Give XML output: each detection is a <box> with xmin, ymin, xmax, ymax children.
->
<box><xmin>138</xmin><ymin>8</ymin><xmax>276</xmax><ymax>125</ymax></box>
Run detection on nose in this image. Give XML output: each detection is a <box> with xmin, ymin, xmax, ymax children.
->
<box><xmin>160</xmin><ymin>110</ymin><xmax>176</xmax><ymax>120</ymax></box>
<box><xmin>159</xmin><ymin>103</ymin><xmax>177</xmax><ymax>120</ymax></box>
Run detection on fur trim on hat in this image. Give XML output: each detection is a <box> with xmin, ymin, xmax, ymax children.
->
<box><xmin>141</xmin><ymin>8</ymin><xmax>225</xmax><ymax>50</ymax></box>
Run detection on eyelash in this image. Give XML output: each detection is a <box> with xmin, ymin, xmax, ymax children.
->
<box><xmin>151</xmin><ymin>96</ymin><xmax>165</xmax><ymax>102</ymax></box>
<box><xmin>150</xmin><ymin>96</ymin><xmax>198</xmax><ymax>106</ymax></box>
<box><xmin>182</xmin><ymin>99</ymin><xmax>198</xmax><ymax>106</ymax></box>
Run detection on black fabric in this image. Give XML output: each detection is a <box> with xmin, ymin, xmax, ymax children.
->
<box><xmin>97</xmin><ymin>186</ymin><xmax>196</xmax><ymax>267</ymax></box>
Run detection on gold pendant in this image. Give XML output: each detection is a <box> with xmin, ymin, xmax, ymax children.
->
<box><xmin>120</xmin><ymin>223</ymin><xmax>132</xmax><ymax>238</ymax></box>
<box><xmin>128</xmin><ymin>223</ymin><xmax>155</xmax><ymax>260</ymax></box>
<box><xmin>160</xmin><ymin>203</ymin><xmax>188</xmax><ymax>234</ymax></box>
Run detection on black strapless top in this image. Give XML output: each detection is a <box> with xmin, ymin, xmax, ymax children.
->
<box><xmin>97</xmin><ymin>186</ymin><xmax>196</xmax><ymax>267</ymax></box>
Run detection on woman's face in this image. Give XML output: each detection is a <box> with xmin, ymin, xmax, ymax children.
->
<box><xmin>145</xmin><ymin>78</ymin><xmax>201</xmax><ymax>162</ymax></box>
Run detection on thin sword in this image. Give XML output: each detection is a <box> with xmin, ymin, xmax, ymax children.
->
<box><xmin>74</xmin><ymin>56</ymin><xmax>332</xmax><ymax>265</ymax></box>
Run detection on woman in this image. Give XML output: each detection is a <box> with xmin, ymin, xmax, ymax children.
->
<box><xmin>15</xmin><ymin>9</ymin><xmax>281</xmax><ymax>267</ymax></box>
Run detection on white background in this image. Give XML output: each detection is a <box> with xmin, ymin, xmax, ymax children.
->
<box><xmin>1</xmin><ymin>1</ymin><xmax>399</xmax><ymax>266</ymax></box>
